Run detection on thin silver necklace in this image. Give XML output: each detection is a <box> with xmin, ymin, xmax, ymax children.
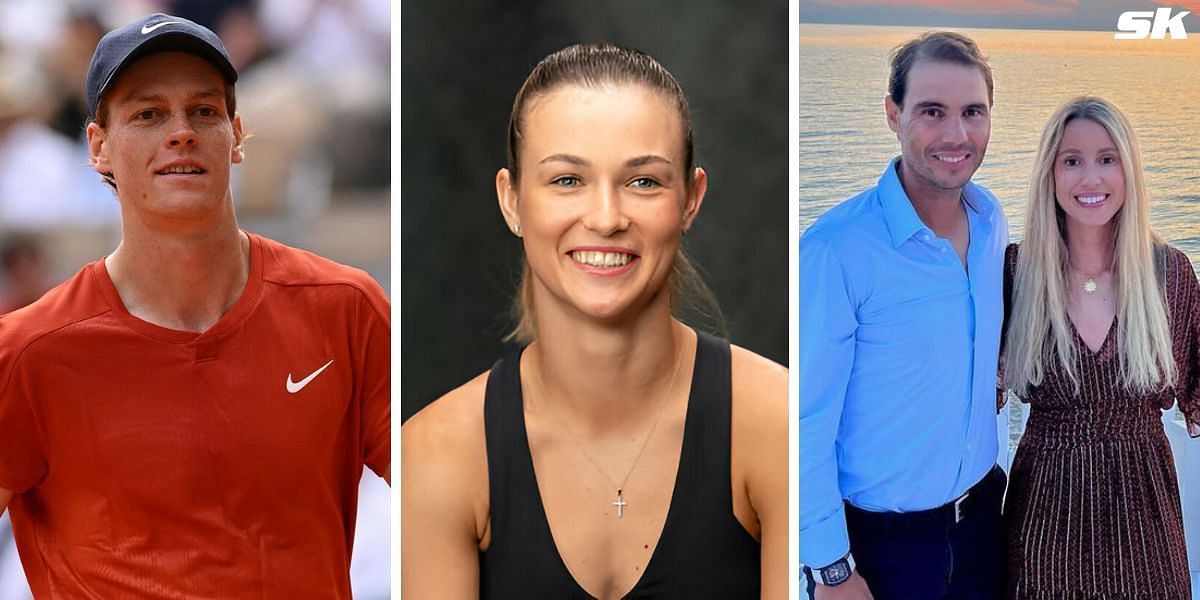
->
<box><xmin>543</xmin><ymin>346</ymin><xmax>685</xmax><ymax>519</ymax></box>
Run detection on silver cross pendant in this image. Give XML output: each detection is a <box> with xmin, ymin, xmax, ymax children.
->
<box><xmin>611</xmin><ymin>488</ymin><xmax>628</xmax><ymax>518</ymax></box>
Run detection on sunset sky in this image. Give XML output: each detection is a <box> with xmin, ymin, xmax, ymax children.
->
<box><xmin>800</xmin><ymin>0</ymin><xmax>1200</xmax><ymax>31</ymax></box>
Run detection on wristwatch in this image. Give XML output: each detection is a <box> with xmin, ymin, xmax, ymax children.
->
<box><xmin>814</xmin><ymin>553</ymin><xmax>856</xmax><ymax>586</ymax></box>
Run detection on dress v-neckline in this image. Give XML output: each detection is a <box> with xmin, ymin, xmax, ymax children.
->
<box><xmin>1068</xmin><ymin>314</ymin><xmax>1116</xmax><ymax>356</ymax></box>
<box><xmin>516</xmin><ymin>340</ymin><xmax>703</xmax><ymax>600</ymax></box>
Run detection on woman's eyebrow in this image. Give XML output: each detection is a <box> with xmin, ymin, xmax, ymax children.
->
<box><xmin>626</xmin><ymin>155</ymin><xmax>672</xmax><ymax>168</ymax></box>
<box><xmin>539</xmin><ymin>154</ymin><xmax>588</xmax><ymax>166</ymax></box>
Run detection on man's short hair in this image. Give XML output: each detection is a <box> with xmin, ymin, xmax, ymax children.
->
<box><xmin>888</xmin><ymin>31</ymin><xmax>993</xmax><ymax>108</ymax></box>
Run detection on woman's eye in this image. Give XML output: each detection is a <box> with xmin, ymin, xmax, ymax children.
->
<box><xmin>630</xmin><ymin>177</ymin><xmax>659</xmax><ymax>189</ymax></box>
<box><xmin>1063</xmin><ymin>157</ymin><xmax>1079</xmax><ymax>167</ymax></box>
<box><xmin>552</xmin><ymin>176</ymin><xmax>580</xmax><ymax>187</ymax></box>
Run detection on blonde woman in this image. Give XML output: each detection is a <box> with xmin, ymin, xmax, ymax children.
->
<box><xmin>1002</xmin><ymin>96</ymin><xmax>1200</xmax><ymax>598</ymax></box>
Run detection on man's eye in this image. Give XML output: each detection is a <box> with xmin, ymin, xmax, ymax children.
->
<box><xmin>921</xmin><ymin>108</ymin><xmax>940</xmax><ymax>118</ymax></box>
<box><xmin>137</xmin><ymin>110</ymin><xmax>157</xmax><ymax>120</ymax></box>
<box><xmin>197</xmin><ymin>107</ymin><xmax>217</xmax><ymax>117</ymax></box>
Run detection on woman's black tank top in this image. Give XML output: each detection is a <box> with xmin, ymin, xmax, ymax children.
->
<box><xmin>479</xmin><ymin>332</ymin><xmax>761</xmax><ymax>598</ymax></box>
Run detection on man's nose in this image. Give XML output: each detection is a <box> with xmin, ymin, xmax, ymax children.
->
<box><xmin>942</xmin><ymin>116</ymin><xmax>969</xmax><ymax>145</ymax></box>
<box><xmin>165</xmin><ymin>114</ymin><xmax>197</xmax><ymax>147</ymax></box>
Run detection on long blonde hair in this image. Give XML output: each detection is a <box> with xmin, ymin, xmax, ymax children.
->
<box><xmin>1006</xmin><ymin>96</ymin><xmax>1174</xmax><ymax>395</ymax></box>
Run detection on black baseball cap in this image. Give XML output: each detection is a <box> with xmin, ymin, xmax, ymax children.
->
<box><xmin>85</xmin><ymin>13</ymin><xmax>238</xmax><ymax>119</ymax></box>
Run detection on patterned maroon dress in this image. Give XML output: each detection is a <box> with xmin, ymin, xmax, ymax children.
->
<box><xmin>1003</xmin><ymin>243</ymin><xmax>1200</xmax><ymax>599</ymax></box>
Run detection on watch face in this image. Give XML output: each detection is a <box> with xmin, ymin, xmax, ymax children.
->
<box><xmin>823</xmin><ymin>562</ymin><xmax>850</xmax><ymax>584</ymax></box>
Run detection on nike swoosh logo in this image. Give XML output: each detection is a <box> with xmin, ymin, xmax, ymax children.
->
<box><xmin>286</xmin><ymin>359</ymin><xmax>334</xmax><ymax>394</ymax></box>
<box><xmin>141</xmin><ymin>22</ymin><xmax>182</xmax><ymax>34</ymax></box>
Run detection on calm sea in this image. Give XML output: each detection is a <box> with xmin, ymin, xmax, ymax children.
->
<box><xmin>799</xmin><ymin>23</ymin><xmax>1200</xmax><ymax>271</ymax></box>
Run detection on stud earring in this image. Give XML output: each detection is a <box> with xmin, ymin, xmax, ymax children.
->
<box><xmin>514</xmin><ymin>223</ymin><xmax>522</xmax><ymax>235</ymax></box>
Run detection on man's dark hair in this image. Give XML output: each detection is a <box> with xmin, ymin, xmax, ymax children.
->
<box><xmin>888</xmin><ymin>31</ymin><xmax>993</xmax><ymax>108</ymax></box>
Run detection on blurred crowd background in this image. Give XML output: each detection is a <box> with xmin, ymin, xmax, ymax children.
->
<box><xmin>0</xmin><ymin>0</ymin><xmax>390</xmax><ymax>597</ymax></box>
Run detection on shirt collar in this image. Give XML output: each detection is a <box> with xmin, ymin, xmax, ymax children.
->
<box><xmin>877</xmin><ymin>157</ymin><xmax>994</xmax><ymax>248</ymax></box>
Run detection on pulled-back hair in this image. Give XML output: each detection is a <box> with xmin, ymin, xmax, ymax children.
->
<box><xmin>506</xmin><ymin>42</ymin><xmax>693</xmax><ymax>185</ymax></box>
<box><xmin>502</xmin><ymin>42</ymin><xmax>723</xmax><ymax>344</ymax></box>
<box><xmin>889</xmin><ymin>31</ymin><xmax>993</xmax><ymax>108</ymax></box>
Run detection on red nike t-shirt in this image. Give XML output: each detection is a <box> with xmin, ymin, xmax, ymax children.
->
<box><xmin>0</xmin><ymin>232</ymin><xmax>390</xmax><ymax>598</ymax></box>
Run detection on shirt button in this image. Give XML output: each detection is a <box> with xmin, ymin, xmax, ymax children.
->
<box><xmin>922</xmin><ymin>234</ymin><xmax>932</xmax><ymax>241</ymax></box>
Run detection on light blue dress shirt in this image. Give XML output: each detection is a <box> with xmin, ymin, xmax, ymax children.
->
<box><xmin>799</xmin><ymin>158</ymin><xmax>1009</xmax><ymax>568</ymax></box>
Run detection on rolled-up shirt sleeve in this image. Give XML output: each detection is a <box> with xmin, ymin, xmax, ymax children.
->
<box><xmin>799</xmin><ymin>237</ymin><xmax>857</xmax><ymax>568</ymax></box>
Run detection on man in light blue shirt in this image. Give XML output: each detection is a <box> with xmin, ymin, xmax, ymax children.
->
<box><xmin>800</xmin><ymin>32</ymin><xmax>1009</xmax><ymax>600</ymax></box>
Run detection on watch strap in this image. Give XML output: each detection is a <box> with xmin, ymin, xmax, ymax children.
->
<box><xmin>815</xmin><ymin>553</ymin><xmax>856</xmax><ymax>586</ymax></box>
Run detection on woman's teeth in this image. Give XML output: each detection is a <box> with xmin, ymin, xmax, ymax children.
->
<box><xmin>571</xmin><ymin>251</ymin><xmax>633</xmax><ymax>267</ymax></box>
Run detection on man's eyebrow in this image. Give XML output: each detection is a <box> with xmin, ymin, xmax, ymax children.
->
<box><xmin>911</xmin><ymin>101</ymin><xmax>946</xmax><ymax>110</ymax></box>
<box><xmin>625</xmin><ymin>155</ymin><xmax>672</xmax><ymax>168</ymax></box>
<box><xmin>117</xmin><ymin>88</ymin><xmax>224</xmax><ymax>104</ymax></box>
<box><xmin>539</xmin><ymin>154</ymin><xmax>589</xmax><ymax>166</ymax></box>
<box><xmin>120</xmin><ymin>92</ymin><xmax>167</xmax><ymax>104</ymax></box>
<box><xmin>911</xmin><ymin>100</ymin><xmax>989</xmax><ymax>112</ymax></box>
<box><xmin>192</xmin><ymin>88</ymin><xmax>224</xmax><ymax>99</ymax></box>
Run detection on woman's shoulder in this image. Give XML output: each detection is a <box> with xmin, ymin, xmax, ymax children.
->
<box><xmin>404</xmin><ymin>370</ymin><xmax>490</xmax><ymax>457</ymax></box>
<box><xmin>729</xmin><ymin>344</ymin><xmax>787</xmax><ymax>426</ymax></box>
<box><xmin>1156</xmin><ymin>243</ymin><xmax>1199</xmax><ymax>300</ymax></box>
<box><xmin>729</xmin><ymin>344</ymin><xmax>786</xmax><ymax>398</ymax></box>
<box><xmin>728</xmin><ymin>344</ymin><xmax>787</xmax><ymax>527</ymax></box>
<box><xmin>402</xmin><ymin>370</ymin><xmax>492</xmax><ymax>520</ymax></box>
<box><xmin>402</xmin><ymin>370</ymin><xmax>493</xmax><ymax>562</ymax></box>
<box><xmin>1157</xmin><ymin>243</ymin><xmax>1194</xmax><ymax>274</ymax></box>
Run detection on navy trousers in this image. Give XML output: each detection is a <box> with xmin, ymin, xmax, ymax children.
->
<box><xmin>806</xmin><ymin>465</ymin><xmax>1006</xmax><ymax>600</ymax></box>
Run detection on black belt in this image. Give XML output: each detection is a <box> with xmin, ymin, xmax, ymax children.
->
<box><xmin>845</xmin><ymin>465</ymin><xmax>1005</xmax><ymax>532</ymax></box>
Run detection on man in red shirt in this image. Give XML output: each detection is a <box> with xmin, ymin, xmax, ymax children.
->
<box><xmin>0</xmin><ymin>13</ymin><xmax>390</xmax><ymax>597</ymax></box>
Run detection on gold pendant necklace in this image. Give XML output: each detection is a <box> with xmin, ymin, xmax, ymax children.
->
<box><xmin>1069</xmin><ymin>261</ymin><xmax>1108</xmax><ymax>295</ymax></box>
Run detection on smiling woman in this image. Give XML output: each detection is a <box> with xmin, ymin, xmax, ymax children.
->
<box><xmin>1001</xmin><ymin>96</ymin><xmax>1200</xmax><ymax>599</ymax></box>
<box><xmin>401</xmin><ymin>43</ymin><xmax>788</xmax><ymax>599</ymax></box>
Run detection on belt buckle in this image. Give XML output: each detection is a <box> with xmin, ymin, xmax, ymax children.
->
<box><xmin>953</xmin><ymin>493</ymin><xmax>969</xmax><ymax>523</ymax></box>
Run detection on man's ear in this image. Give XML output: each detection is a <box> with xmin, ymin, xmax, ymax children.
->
<box><xmin>86</xmin><ymin>122</ymin><xmax>110</xmax><ymax>175</ymax></box>
<box><xmin>885</xmin><ymin>95</ymin><xmax>902</xmax><ymax>134</ymax></box>
<box><xmin>231</xmin><ymin>113</ymin><xmax>245</xmax><ymax>164</ymax></box>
